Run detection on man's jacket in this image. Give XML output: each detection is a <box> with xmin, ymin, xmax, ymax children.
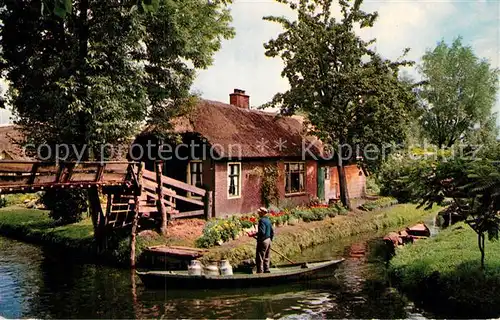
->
<box><xmin>257</xmin><ymin>216</ymin><xmax>274</xmax><ymax>242</ymax></box>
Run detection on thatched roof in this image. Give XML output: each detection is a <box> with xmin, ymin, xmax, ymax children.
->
<box><xmin>0</xmin><ymin>100</ymin><xmax>324</xmax><ymax>161</ymax></box>
<box><xmin>0</xmin><ymin>125</ymin><xmax>30</xmax><ymax>160</ymax></box>
<box><xmin>158</xmin><ymin>99</ymin><xmax>322</xmax><ymax>159</ymax></box>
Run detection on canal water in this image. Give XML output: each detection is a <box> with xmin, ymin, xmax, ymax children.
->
<box><xmin>0</xmin><ymin>221</ymin><xmax>438</xmax><ymax>319</ymax></box>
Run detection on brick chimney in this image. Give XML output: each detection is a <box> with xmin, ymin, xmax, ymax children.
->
<box><xmin>229</xmin><ymin>89</ymin><xmax>249</xmax><ymax>109</ymax></box>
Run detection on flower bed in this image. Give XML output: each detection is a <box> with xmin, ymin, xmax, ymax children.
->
<box><xmin>195</xmin><ymin>203</ymin><xmax>347</xmax><ymax>248</ymax></box>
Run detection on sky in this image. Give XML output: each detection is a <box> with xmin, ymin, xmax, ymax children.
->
<box><xmin>191</xmin><ymin>0</ymin><xmax>500</xmax><ymax>119</ymax></box>
<box><xmin>0</xmin><ymin>0</ymin><xmax>498</xmax><ymax>125</ymax></box>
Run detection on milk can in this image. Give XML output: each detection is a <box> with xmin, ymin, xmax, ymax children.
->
<box><xmin>204</xmin><ymin>260</ymin><xmax>220</xmax><ymax>276</ymax></box>
<box><xmin>188</xmin><ymin>260</ymin><xmax>202</xmax><ymax>276</ymax></box>
<box><xmin>219</xmin><ymin>260</ymin><xmax>233</xmax><ymax>276</ymax></box>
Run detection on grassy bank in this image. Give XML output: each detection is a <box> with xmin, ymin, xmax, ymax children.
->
<box><xmin>0</xmin><ymin>204</ymin><xmax>442</xmax><ymax>269</ymax></box>
<box><xmin>0</xmin><ymin>207</ymin><xmax>203</xmax><ymax>266</ymax></box>
<box><xmin>0</xmin><ymin>207</ymin><xmax>95</xmax><ymax>249</ymax></box>
<box><xmin>389</xmin><ymin>223</ymin><xmax>500</xmax><ymax>318</ymax></box>
<box><xmin>200</xmin><ymin>204</ymin><xmax>441</xmax><ymax>266</ymax></box>
<box><xmin>0</xmin><ymin>207</ymin><xmax>137</xmax><ymax>265</ymax></box>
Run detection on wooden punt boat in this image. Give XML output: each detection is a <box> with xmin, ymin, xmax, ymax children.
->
<box><xmin>136</xmin><ymin>258</ymin><xmax>345</xmax><ymax>290</ymax></box>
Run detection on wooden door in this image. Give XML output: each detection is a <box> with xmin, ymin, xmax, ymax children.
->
<box><xmin>317</xmin><ymin>166</ymin><xmax>325</xmax><ymax>201</ymax></box>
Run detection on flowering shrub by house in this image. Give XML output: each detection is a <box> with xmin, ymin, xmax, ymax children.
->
<box><xmin>195</xmin><ymin>203</ymin><xmax>348</xmax><ymax>248</ymax></box>
<box><xmin>359</xmin><ymin>197</ymin><xmax>398</xmax><ymax>211</ymax></box>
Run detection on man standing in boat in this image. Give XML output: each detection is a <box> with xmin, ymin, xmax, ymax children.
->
<box><xmin>249</xmin><ymin>207</ymin><xmax>274</xmax><ymax>273</ymax></box>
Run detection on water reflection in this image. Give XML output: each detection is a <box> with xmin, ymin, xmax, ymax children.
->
<box><xmin>0</xmin><ymin>234</ymin><xmax>433</xmax><ymax>319</ymax></box>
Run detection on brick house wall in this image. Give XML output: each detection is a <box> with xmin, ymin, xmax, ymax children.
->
<box><xmin>328</xmin><ymin>164</ymin><xmax>366</xmax><ymax>200</ymax></box>
<box><xmin>214</xmin><ymin>159</ymin><xmax>318</xmax><ymax>217</ymax></box>
<box><xmin>154</xmin><ymin>157</ymin><xmax>365</xmax><ymax>217</ymax></box>
<box><xmin>214</xmin><ymin>161</ymin><xmax>265</xmax><ymax>216</ymax></box>
<box><xmin>275</xmin><ymin>160</ymin><xmax>317</xmax><ymax>208</ymax></box>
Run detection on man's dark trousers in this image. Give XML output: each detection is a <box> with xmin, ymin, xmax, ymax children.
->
<box><xmin>256</xmin><ymin>238</ymin><xmax>271</xmax><ymax>273</ymax></box>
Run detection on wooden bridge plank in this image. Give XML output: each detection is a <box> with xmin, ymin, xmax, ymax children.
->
<box><xmin>33</xmin><ymin>175</ymin><xmax>58</xmax><ymax>184</ymax></box>
<box><xmin>0</xmin><ymin>162</ymin><xmax>35</xmax><ymax>173</ymax></box>
<box><xmin>168</xmin><ymin>193</ymin><xmax>204</xmax><ymax>206</ymax></box>
<box><xmin>101</xmin><ymin>172</ymin><xmax>127</xmax><ymax>182</ymax></box>
<box><xmin>162</xmin><ymin>199</ymin><xmax>176</xmax><ymax>208</ymax></box>
<box><xmin>70</xmin><ymin>173</ymin><xmax>100</xmax><ymax>182</ymax></box>
<box><xmin>0</xmin><ymin>177</ymin><xmax>31</xmax><ymax>185</ymax></box>
<box><xmin>140</xmin><ymin>206</ymin><xmax>158</xmax><ymax>214</ymax></box>
<box><xmin>170</xmin><ymin>210</ymin><xmax>204</xmax><ymax>219</ymax></box>
<box><xmin>110</xmin><ymin>209</ymin><xmax>130</xmax><ymax>214</ymax></box>
<box><xmin>0</xmin><ymin>181</ymin><xmax>129</xmax><ymax>194</ymax></box>
<box><xmin>103</xmin><ymin>163</ymin><xmax>129</xmax><ymax>172</ymax></box>
<box><xmin>161</xmin><ymin>175</ymin><xmax>206</xmax><ymax>197</ymax></box>
<box><xmin>142</xmin><ymin>170</ymin><xmax>206</xmax><ymax>197</ymax></box>
<box><xmin>142</xmin><ymin>179</ymin><xmax>158</xmax><ymax>193</ymax></box>
<box><xmin>36</xmin><ymin>164</ymin><xmax>59</xmax><ymax>173</ymax></box>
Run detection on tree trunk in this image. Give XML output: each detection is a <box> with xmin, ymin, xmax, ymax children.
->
<box><xmin>337</xmin><ymin>157</ymin><xmax>351</xmax><ymax>210</ymax></box>
<box><xmin>478</xmin><ymin>232</ymin><xmax>485</xmax><ymax>270</ymax></box>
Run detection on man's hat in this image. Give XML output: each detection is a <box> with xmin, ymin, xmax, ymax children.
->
<box><xmin>257</xmin><ymin>207</ymin><xmax>268</xmax><ymax>214</ymax></box>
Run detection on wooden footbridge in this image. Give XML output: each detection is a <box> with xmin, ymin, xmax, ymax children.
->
<box><xmin>0</xmin><ymin>160</ymin><xmax>213</xmax><ymax>267</ymax></box>
<box><xmin>0</xmin><ymin>160</ymin><xmax>212</xmax><ymax>230</ymax></box>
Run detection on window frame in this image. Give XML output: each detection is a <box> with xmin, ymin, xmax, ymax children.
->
<box><xmin>324</xmin><ymin>167</ymin><xmax>330</xmax><ymax>180</ymax></box>
<box><xmin>186</xmin><ymin>160</ymin><xmax>203</xmax><ymax>199</ymax></box>
<box><xmin>227</xmin><ymin>162</ymin><xmax>242</xmax><ymax>199</ymax></box>
<box><xmin>284</xmin><ymin>162</ymin><xmax>306</xmax><ymax>196</ymax></box>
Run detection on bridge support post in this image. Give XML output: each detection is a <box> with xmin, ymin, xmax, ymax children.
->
<box><xmin>204</xmin><ymin>190</ymin><xmax>213</xmax><ymax>219</ymax></box>
<box><xmin>130</xmin><ymin>162</ymin><xmax>143</xmax><ymax>268</ymax></box>
<box><xmin>89</xmin><ymin>186</ymin><xmax>106</xmax><ymax>252</ymax></box>
<box><xmin>155</xmin><ymin>161</ymin><xmax>167</xmax><ymax>236</ymax></box>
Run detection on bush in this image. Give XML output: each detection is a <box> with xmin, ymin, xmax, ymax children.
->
<box><xmin>291</xmin><ymin>204</ymin><xmax>346</xmax><ymax>221</ymax></box>
<box><xmin>195</xmin><ymin>203</ymin><xmax>349</xmax><ymax>248</ymax></box>
<box><xmin>360</xmin><ymin>197</ymin><xmax>398</xmax><ymax>211</ymax></box>
<box><xmin>378</xmin><ymin>153</ymin><xmax>424</xmax><ymax>202</ymax></box>
<box><xmin>195</xmin><ymin>217</ymin><xmax>244</xmax><ymax>248</ymax></box>
<box><xmin>0</xmin><ymin>196</ymin><xmax>7</xmax><ymax>208</ymax></box>
<box><xmin>309</xmin><ymin>207</ymin><xmax>331</xmax><ymax>221</ymax></box>
<box><xmin>4</xmin><ymin>193</ymin><xmax>41</xmax><ymax>207</ymax></box>
<box><xmin>41</xmin><ymin>189</ymin><xmax>88</xmax><ymax>224</ymax></box>
<box><xmin>365</xmin><ymin>175</ymin><xmax>380</xmax><ymax>195</ymax></box>
<box><xmin>240</xmin><ymin>219</ymin><xmax>254</xmax><ymax>229</ymax></box>
<box><xmin>309</xmin><ymin>196</ymin><xmax>322</xmax><ymax>207</ymax></box>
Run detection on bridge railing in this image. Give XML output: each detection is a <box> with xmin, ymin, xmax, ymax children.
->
<box><xmin>142</xmin><ymin>167</ymin><xmax>212</xmax><ymax>219</ymax></box>
<box><xmin>0</xmin><ymin>161</ymin><xmax>138</xmax><ymax>193</ymax></box>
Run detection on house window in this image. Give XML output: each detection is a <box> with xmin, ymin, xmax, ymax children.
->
<box><xmin>187</xmin><ymin>161</ymin><xmax>203</xmax><ymax>197</ymax></box>
<box><xmin>324</xmin><ymin>167</ymin><xmax>330</xmax><ymax>180</ymax></box>
<box><xmin>285</xmin><ymin>162</ymin><xmax>305</xmax><ymax>195</ymax></box>
<box><xmin>227</xmin><ymin>162</ymin><xmax>241</xmax><ymax>198</ymax></box>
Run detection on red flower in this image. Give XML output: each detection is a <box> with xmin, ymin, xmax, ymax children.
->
<box><xmin>311</xmin><ymin>204</ymin><xmax>329</xmax><ymax>208</ymax></box>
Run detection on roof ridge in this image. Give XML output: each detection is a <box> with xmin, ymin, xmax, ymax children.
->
<box><xmin>200</xmin><ymin>99</ymin><xmax>281</xmax><ymax>117</ymax></box>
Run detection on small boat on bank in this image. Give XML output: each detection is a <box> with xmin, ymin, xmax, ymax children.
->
<box><xmin>405</xmin><ymin>223</ymin><xmax>431</xmax><ymax>237</ymax></box>
<box><xmin>383</xmin><ymin>223</ymin><xmax>432</xmax><ymax>250</ymax></box>
<box><xmin>137</xmin><ymin>259</ymin><xmax>345</xmax><ymax>290</ymax></box>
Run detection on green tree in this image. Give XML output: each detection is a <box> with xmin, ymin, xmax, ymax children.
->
<box><xmin>263</xmin><ymin>0</ymin><xmax>415</xmax><ymax>209</ymax></box>
<box><xmin>0</xmin><ymin>0</ymin><xmax>234</xmax><ymax>233</ymax></box>
<box><xmin>1</xmin><ymin>0</ymin><xmax>234</xmax><ymax>159</ymax></box>
<box><xmin>399</xmin><ymin>72</ymin><xmax>426</xmax><ymax>146</ymax></box>
<box><xmin>417</xmin><ymin>37</ymin><xmax>499</xmax><ymax>148</ymax></box>
<box><xmin>406</xmin><ymin>156</ymin><xmax>500</xmax><ymax>269</ymax></box>
<box><xmin>40</xmin><ymin>0</ymin><xmax>187</xmax><ymax>18</ymax></box>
